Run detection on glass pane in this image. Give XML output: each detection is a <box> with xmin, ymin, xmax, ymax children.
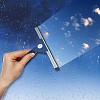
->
<box><xmin>38</xmin><ymin>0</ymin><xmax>100</xmax><ymax>67</ymax></box>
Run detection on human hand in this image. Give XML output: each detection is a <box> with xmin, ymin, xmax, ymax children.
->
<box><xmin>0</xmin><ymin>50</ymin><xmax>35</xmax><ymax>99</ymax></box>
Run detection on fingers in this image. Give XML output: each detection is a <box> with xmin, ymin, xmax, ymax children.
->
<box><xmin>10</xmin><ymin>50</ymin><xmax>31</xmax><ymax>59</ymax></box>
<box><xmin>3</xmin><ymin>50</ymin><xmax>36</xmax><ymax>69</ymax></box>
<box><xmin>19</xmin><ymin>53</ymin><xmax>36</xmax><ymax>68</ymax></box>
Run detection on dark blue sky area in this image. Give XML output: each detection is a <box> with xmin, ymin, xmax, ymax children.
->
<box><xmin>0</xmin><ymin>0</ymin><xmax>70</xmax><ymax>45</ymax></box>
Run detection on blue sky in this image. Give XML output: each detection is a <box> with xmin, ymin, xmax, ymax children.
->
<box><xmin>39</xmin><ymin>0</ymin><xmax>100</xmax><ymax>67</ymax></box>
<box><xmin>0</xmin><ymin>0</ymin><xmax>100</xmax><ymax>100</ymax></box>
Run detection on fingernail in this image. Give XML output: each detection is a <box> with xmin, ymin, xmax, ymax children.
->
<box><xmin>30</xmin><ymin>53</ymin><xmax>35</xmax><ymax>57</ymax></box>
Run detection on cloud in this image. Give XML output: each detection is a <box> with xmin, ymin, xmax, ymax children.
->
<box><xmin>64</xmin><ymin>31</ymin><xmax>71</xmax><ymax>37</ymax></box>
<box><xmin>70</xmin><ymin>15</ymin><xmax>80</xmax><ymax>30</ymax></box>
<box><xmin>88</xmin><ymin>17</ymin><xmax>93</xmax><ymax>23</ymax></box>
<box><xmin>72</xmin><ymin>22</ymin><xmax>80</xmax><ymax>30</ymax></box>
<box><xmin>64</xmin><ymin>22</ymin><xmax>70</xmax><ymax>27</ymax></box>
<box><xmin>81</xmin><ymin>17</ymin><xmax>93</xmax><ymax>26</ymax></box>
<box><xmin>70</xmin><ymin>16</ymin><xmax>75</xmax><ymax>20</ymax></box>
<box><xmin>55</xmin><ymin>17</ymin><xmax>59</xmax><ymax>20</ymax></box>
<box><xmin>89</xmin><ymin>38</ymin><xmax>100</xmax><ymax>45</ymax></box>
<box><xmin>80</xmin><ymin>43</ymin><xmax>90</xmax><ymax>53</ymax></box>
<box><xmin>61</xmin><ymin>48</ymin><xmax>64</xmax><ymax>50</ymax></box>
<box><xmin>69</xmin><ymin>41</ymin><xmax>74</xmax><ymax>47</ymax></box>
<box><xmin>43</xmin><ymin>32</ymin><xmax>49</xmax><ymax>38</ymax></box>
<box><xmin>94</xmin><ymin>8</ymin><xmax>100</xmax><ymax>15</ymax></box>
<box><xmin>61</xmin><ymin>27</ymin><xmax>65</xmax><ymax>31</ymax></box>
<box><xmin>82</xmin><ymin>43</ymin><xmax>90</xmax><ymax>50</ymax></box>
<box><xmin>96</xmin><ymin>39</ymin><xmax>100</xmax><ymax>45</ymax></box>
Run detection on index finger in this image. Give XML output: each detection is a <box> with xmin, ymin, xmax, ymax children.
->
<box><xmin>10</xmin><ymin>49</ymin><xmax>31</xmax><ymax>59</ymax></box>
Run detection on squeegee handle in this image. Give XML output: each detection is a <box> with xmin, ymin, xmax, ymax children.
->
<box><xmin>27</xmin><ymin>49</ymin><xmax>36</xmax><ymax>54</ymax></box>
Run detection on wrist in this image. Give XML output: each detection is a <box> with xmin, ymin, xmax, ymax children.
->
<box><xmin>0</xmin><ymin>75</ymin><xmax>11</xmax><ymax>99</ymax></box>
<box><xmin>0</xmin><ymin>75</ymin><xmax>11</xmax><ymax>89</ymax></box>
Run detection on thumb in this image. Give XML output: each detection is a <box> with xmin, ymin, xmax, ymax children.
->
<box><xmin>19</xmin><ymin>53</ymin><xmax>36</xmax><ymax>67</ymax></box>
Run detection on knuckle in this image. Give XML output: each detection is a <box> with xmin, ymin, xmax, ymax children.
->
<box><xmin>3</xmin><ymin>52</ymin><xmax>12</xmax><ymax>60</ymax></box>
<box><xmin>19</xmin><ymin>50</ymin><xmax>23</xmax><ymax>53</ymax></box>
<box><xmin>3</xmin><ymin>53</ymin><xmax>10</xmax><ymax>58</ymax></box>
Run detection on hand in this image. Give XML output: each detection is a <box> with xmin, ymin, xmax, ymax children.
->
<box><xmin>0</xmin><ymin>50</ymin><xmax>36</xmax><ymax>99</ymax></box>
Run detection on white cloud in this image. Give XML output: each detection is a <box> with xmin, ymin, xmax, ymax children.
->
<box><xmin>94</xmin><ymin>8</ymin><xmax>100</xmax><ymax>15</ymax></box>
<box><xmin>64</xmin><ymin>22</ymin><xmax>70</xmax><ymax>26</ymax></box>
<box><xmin>55</xmin><ymin>17</ymin><xmax>59</xmax><ymax>20</ymax></box>
<box><xmin>64</xmin><ymin>31</ymin><xmax>71</xmax><ymax>37</ymax></box>
<box><xmin>61</xmin><ymin>27</ymin><xmax>65</xmax><ymax>31</ymax></box>
<box><xmin>41</xmin><ymin>24</ymin><xmax>48</xmax><ymax>30</ymax></box>
<box><xmin>43</xmin><ymin>24</ymin><xmax>46</xmax><ymax>27</ymax></box>
<box><xmin>82</xmin><ymin>43</ymin><xmax>90</xmax><ymax>50</ymax></box>
<box><xmin>88</xmin><ymin>17</ymin><xmax>93</xmax><ymax>23</ymax></box>
<box><xmin>89</xmin><ymin>38</ymin><xmax>100</xmax><ymax>45</ymax></box>
<box><xmin>71</xmin><ymin>16</ymin><xmax>75</xmax><ymax>20</ymax></box>
<box><xmin>81</xmin><ymin>49</ymin><xmax>85</xmax><ymax>53</ymax></box>
<box><xmin>44</xmin><ymin>32</ymin><xmax>49</xmax><ymax>38</ymax></box>
<box><xmin>69</xmin><ymin>41</ymin><xmax>74</xmax><ymax>47</ymax></box>
<box><xmin>96</xmin><ymin>39</ymin><xmax>100</xmax><ymax>45</ymax></box>
<box><xmin>61</xmin><ymin>48</ymin><xmax>64</xmax><ymax>50</ymax></box>
<box><xmin>81</xmin><ymin>17</ymin><xmax>93</xmax><ymax>26</ymax></box>
<box><xmin>80</xmin><ymin>43</ymin><xmax>90</xmax><ymax>53</ymax></box>
<box><xmin>72</xmin><ymin>22</ymin><xmax>80</xmax><ymax>30</ymax></box>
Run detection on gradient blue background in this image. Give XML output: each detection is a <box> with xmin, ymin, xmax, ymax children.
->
<box><xmin>0</xmin><ymin>0</ymin><xmax>100</xmax><ymax>100</ymax></box>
